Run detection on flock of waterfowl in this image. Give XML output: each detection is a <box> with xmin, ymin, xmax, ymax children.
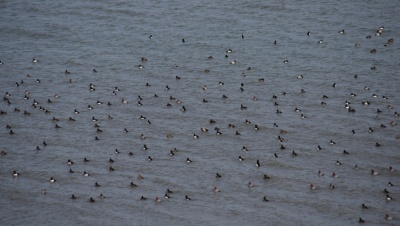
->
<box><xmin>1</xmin><ymin>24</ymin><xmax>399</xmax><ymax>224</ymax></box>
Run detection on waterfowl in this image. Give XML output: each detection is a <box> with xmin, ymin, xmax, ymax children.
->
<box><xmin>238</xmin><ymin>156</ymin><xmax>244</xmax><ymax>161</ymax></box>
<box><xmin>13</xmin><ymin>171</ymin><xmax>20</xmax><ymax>177</ymax></box>
<box><xmin>185</xmin><ymin>195</ymin><xmax>191</xmax><ymax>201</ymax></box>
<box><xmin>256</xmin><ymin>159</ymin><xmax>261</xmax><ymax>167</ymax></box>
<box><xmin>359</xmin><ymin>218</ymin><xmax>365</xmax><ymax>223</ymax></box>
<box><xmin>50</xmin><ymin>177</ymin><xmax>56</xmax><ymax>183</ymax></box>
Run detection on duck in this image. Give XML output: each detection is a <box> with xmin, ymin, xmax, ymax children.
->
<box><xmin>213</xmin><ymin>186</ymin><xmax>220</xmax><ymax>192</ymax></box>
<box><xmin>13</xmin><ymin>171</ymin><xmax>20</xmax><ymax>177</ymax></box>
<box><xmin>49</xmin><ymin>177</ymin><xmax>56</xmax><ymax>183</ymax></box>
<box><xmin>238</xmin><ymin>156</ymin><xmax>244</xmax><ymax>161</ymax></box>
<box><xmin>309</xmin><ymin>184</ymin><xmax>316</xmax><ymax>190</ymax></box>
<box><xmin>256</xmin><ymin>159</ymin><xmax>261</xmax><ymax>167</ymax></box>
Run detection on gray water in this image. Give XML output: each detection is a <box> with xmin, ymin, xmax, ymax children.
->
<box><xmin>1</xmin><ymin>0</ymin><xmax>399</xmax><ymax>225</ymax></box>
